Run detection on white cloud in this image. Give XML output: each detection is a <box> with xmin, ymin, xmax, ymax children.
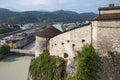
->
<box><xmin>58</xmin><ymin>0</ymin><xmax>71</xmax><ymax>4</ymax></box>
<box><xmin>17</xmin><ymin>0</ymin><xmax>74</xmax><ymax>7</ymax></box>
<box><xmin>0</xmin><ymin>0</ymin><xmax>120</xmax><ymax>13</ymax></box>
<box><xmin>17</xmin><ymin>0</ymin><xmax>51</xmax><ymax>6</ymax></box>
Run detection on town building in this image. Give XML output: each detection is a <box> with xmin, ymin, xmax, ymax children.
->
<box><xmin>63</xmin><ymin>23</ymin><xmax>78</xmax><ymax>30</ymax></box>
<box><xmin>1</xmin><ymin>29</ymin><xmax>36</xmax><ymax>48</ymax></box>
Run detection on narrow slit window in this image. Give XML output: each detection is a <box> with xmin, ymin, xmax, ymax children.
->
<box><xmin>55</xmin><ymin>44</ymin><xmax>57</xmax><ymax>46</ymax></box>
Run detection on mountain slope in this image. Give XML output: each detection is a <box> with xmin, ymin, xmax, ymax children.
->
<box><xmin>79</xmin><ymin>12</ymin><xmax>97</xmax><ymax>20</ymax></box>
<box><xmin>0</xmin><ymin>8</ymin><xmax>20</xmax><ymax>20</ymax></box>
<box><xmin>0</xmin><ymin>8</ymin><xmax>97</xmax><ymax>24</ymax></box>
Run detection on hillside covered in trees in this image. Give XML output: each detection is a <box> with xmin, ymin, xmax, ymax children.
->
<box><xmin>0</xmin><ymin>8</ymin><xmax>97</xmax><ymax>24</ymax></box>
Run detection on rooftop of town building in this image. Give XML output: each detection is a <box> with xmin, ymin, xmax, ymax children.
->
<box><xmin>37</xmin><ymin>26</ymin><xmax>62</xmax><ymax>38</ymax></box>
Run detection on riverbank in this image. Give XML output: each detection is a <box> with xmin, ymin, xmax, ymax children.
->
<box><xmin>0</xmin><ymin>41</ymin><xmax>35</xmax><ymax>60</ymax></box>
<box><xmin>0</xmin><ymin>54</ymin><xmax>12</xmax><ymax>61</ymax></box>
<box><xmin>21</xmin><ymin>40</ymin><xmax>35</xmax><ymax>49</ymax></box>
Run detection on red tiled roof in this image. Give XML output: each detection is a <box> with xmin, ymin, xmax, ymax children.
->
<box><xmin>99</xmin><ymin>6</ymin><xmax>120</xmax><ymax>10</ymax></box>
<box><xmin>91</xmin><ymin>13</ymin><xmax>120</xmax><ymax>21</ymax></box>
<box><xmin>37</xmin><ymin>26</ymin><xmax>62</xmax><ymax>38</ymax></box>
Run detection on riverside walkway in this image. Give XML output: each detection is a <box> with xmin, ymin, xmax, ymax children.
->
<box><xmin>10</xmin><ymin>49</ymin><xmax>35</xmax><ymax>56</ymax></box>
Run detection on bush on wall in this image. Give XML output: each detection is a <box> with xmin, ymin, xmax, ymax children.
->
<box><xmin>29</xmin><ymin>50</ymin><xmax>67</xmax><ymax>80</ymax></box>
<box><xmin>65</xmin><ymin>44</ymin><xmax>97</xmax><ymax>80</ymax></box>
<box><xmin>29</xmin><ymin>44</ymin><xmax>97</xmax><ymax>80</ymax></box>
<box><xmin>76</xmin><ymin>44</ymin><xmax>97</xmax><ymax>80</ymax></box>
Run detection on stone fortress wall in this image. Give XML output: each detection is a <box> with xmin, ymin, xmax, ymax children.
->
<box><xmin>92</xmin><ymin>21</ymin><xmax>120</xmax><ymax>80</ymax></box>
<box><xmin>35</xmin><ymin>4</ymin><xmax>120</xmax><ymax>79</ymax></box>
<box><xmin>49</xmin><ymin>24</ymin><xmax>91</xmax><ymax>59</ymax></box>
<box><xmin>93</xmin><ymin>20</ymin><xmax>120</xmax><ymax>56</ymax></box>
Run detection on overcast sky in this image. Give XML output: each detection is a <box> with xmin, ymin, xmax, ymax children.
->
<box><xmin>0</xmin><ymin>0</ymin><xmax>120</xmax><ymax>13</ymax></box>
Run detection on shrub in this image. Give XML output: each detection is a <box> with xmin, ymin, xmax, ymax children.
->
<box><xmin>76</xmin><ymin>44</ymin><xmax>97</xmax><ymax>80</ymax></box>
<box><xmin>29</xmin><ymin>50</ymin><xmax>66</xmax><ymax>80</ymax></box>
<box><xmin>65</xmin><ymin>44</ymin><xmax>97</xmax><ymax>80</ymax></box>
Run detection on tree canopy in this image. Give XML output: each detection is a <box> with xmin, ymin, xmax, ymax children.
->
<box><xmin>0</xmin><ymin>44</ymin><xmax>10</xmax><ymax>55</ymax></box>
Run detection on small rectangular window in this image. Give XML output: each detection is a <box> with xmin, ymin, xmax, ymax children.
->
<box><xmin>55</xmin><ymin>44</ymin><xmax>57</xmax><ymax>46</ymax></box>
<box><xmin>67</xmin><ymin>40</ymin><xmax>70</xmax><ymax>43</ymax></box>
<box><xmin>82</xmin><ymin>39</ymin><xmax>85</xmax><ymax>43</ymax></box>
<box><xmin>72</xmin><ymin>44</ymin><xmax>75</xmax><ymax>47</ymax></box>
<box><xmin>62</xmin><ymin>42</ymin><xmax>64</xmax><ymax>45</ymax></box>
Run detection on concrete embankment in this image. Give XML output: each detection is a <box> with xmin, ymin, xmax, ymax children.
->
<box><xmin>0</xmin><ymin>52</ymin><xmax>24</xmax><ymax>60</ymax></box>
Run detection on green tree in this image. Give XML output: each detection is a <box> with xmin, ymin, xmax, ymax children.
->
<box><xmin>0</xmin><ymin>44</ymin><xmax>10</xmax><ymax>55</ymax></box>
<box><xmin>61</xmin><ymin>24</ymin><xmax>66</xmax><ymax>32</ymax></box>
<box><xmin>0</xmin><ymin>26</ymin><xmax>14</xmax><ymax>34</ymax></box>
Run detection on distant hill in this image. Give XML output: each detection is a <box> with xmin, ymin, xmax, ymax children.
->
<box><xmin>0</xmin><ymin>8</ymin><xmax>20</xmax><ymax>20</ymax></box>
<box><xmin>0</xmin><ymin>8</ymin><xmax>97</xmax><ymax>24</ymax></box>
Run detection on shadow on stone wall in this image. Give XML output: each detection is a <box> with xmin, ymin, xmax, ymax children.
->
<box><xmin>97</xmin><ymin>51</ymin><xmax>120</xmax><ymax>80</ymax></box>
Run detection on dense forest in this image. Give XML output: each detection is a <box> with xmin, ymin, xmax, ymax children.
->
<box><xmin>0</xmin><ymin>8</ymin><xmax>97</xmax><ymax>24</ymax></box>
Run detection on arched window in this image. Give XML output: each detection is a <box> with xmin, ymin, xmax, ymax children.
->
<box><xmin>64</xmin><ymin>53</ymin><xmax>68</xmax><ymax>58</ymax></box>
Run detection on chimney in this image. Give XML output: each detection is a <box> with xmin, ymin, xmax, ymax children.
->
<box><xmin>109</xmin><ymin>4</ymin><xmax>114</xmax><ymax>7</ymax></box>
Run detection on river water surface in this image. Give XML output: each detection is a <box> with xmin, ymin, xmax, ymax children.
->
<box><xmin>0</xmin><ymin>41</ymin><xmax>35</xmax><ymax>80</ymax></box>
